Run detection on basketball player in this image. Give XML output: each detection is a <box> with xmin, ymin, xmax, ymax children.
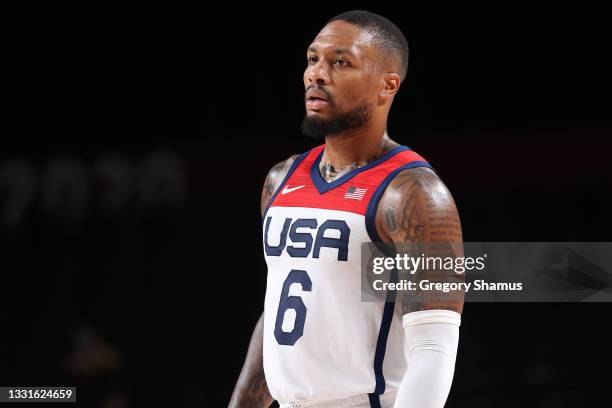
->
<box><xmin>229</xmin><ymin>10</ymin><xmax>463</xmax><ymax>408</ymax></box>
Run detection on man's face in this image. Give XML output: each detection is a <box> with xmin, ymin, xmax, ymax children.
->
<box><xmin>302</xmin><ymin>20</ymin><xmax>382</xmax><ymax>138</ymax></box>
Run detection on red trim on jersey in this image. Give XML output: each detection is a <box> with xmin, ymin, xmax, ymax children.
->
<box><xmin>270</xmin><ymin>144</ymin><xmax>429</xmax><ymax>215</ymax></box>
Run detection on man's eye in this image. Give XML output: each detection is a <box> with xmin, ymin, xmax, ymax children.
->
<box><xmin>334</xmin><ymin>59</ymin><xmax>348</xmax><ymax>66</ymax></box>
<box><xmin>308</xmin><ymin>56</ymin><xmax>319</xmax><ymax>64</ymax></box>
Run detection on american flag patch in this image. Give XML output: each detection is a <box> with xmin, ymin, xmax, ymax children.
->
<box><xmin>344</xmin><ymin>186</ymin><xmax>367</xmax><ymax>200</ymax></box>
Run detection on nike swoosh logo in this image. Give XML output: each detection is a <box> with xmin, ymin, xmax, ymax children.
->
<box><xmin>281</xmin><ymin>185</ymin><xmax>306</xmax><ymax>194</ymax></box>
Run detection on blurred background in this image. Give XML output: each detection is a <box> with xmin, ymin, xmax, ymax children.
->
<box><xmin>3</xmin><ymin>1</ymin><xmax>612</xmax><ymax>407</ymax></box>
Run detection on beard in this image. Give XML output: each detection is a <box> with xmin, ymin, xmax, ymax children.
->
<box><xmin>301</xmin><ymin>102</ymin><xmax>373</xmax><ymax>140</ymax></box>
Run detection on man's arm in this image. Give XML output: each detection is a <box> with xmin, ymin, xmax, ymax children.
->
<box><xmin>228</xmin><ymin>155</ymin><xmax>297</xmax><ymax>408</ymax></box>
<box><xmin>228</xmin><ymin>314</ymin><xmax>272</xmax><ymax>408</ymax></box>
<box><xmin>376</xmin><ymin>166</ymin><xmax>464</xmax><ymax>314</ymax></box>
<box><xmin>376</xmin><ymin>167</ymin><xmax>464</xmax><ymax>408</ymax></box>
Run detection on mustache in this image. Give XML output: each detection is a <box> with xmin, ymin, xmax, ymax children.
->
<box><xmin>304</xmin><ymin>85</ymin><xmax>334</xmax><ymax>104</ymax></box>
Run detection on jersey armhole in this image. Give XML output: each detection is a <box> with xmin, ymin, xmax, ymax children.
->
<box><xmin>364</xmin><ymin>161</ymin><xmax>434</xmax><ymax>243</ymax></box>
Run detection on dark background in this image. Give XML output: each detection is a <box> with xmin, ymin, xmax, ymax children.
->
<box><xmin>3</xmin><ymin>1</ymin><xmax>612</xmax><ymax>407</ymax></box>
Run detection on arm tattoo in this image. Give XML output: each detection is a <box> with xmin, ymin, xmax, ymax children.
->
<box><xmin>383</xmin><ymin>207</ymin><xmax>398</xmax><ymax>233</ymax></box>
<box><xmin>377</xmin><ymin>167</ymin><xmax>464</xmax><ymax>315</ymax></box>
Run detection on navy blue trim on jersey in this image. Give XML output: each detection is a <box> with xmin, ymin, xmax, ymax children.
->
<box><xmin>371</xmin><ymin>267</ymin><xmax>399</xmax><ymax>395</ymax></box>
<box><xmin>364</xmin><ymin>160</ymin><xmax>433</xmax><ymax>397</ymax></box>
<box><xmin>368</xmin><ymin>393</ymin><xmax>382</xmax><ymax>408</ymax></box>
<box><xmin>262</xmin><ymin>150</ymin><xmax>310</xmax><ymax>220</ymax></box>
<box><xmin>310</xmin><ymin>146</ymin><xmax>411</xmax><ymax>194</ymax></box>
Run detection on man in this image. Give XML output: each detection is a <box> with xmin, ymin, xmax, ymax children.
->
<box><xmin>230</xmin><ymin>10</ymin><xmax>463</xmax><ymax>408</ymax></box>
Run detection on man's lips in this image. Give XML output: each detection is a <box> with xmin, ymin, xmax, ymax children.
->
<box><xmin>305</xmin><ymin>88</ymin><xmax>331</xmax><ymax>111</ymax></box>
<box><xmin>306</xmin><ymin>98</ymin><xmax>329</xmax><ymax>111</ymax></box>
<box><xmin>306</xmin><ymin>88</ymin><xmax>329</xmax><ymax>101</ymax></box>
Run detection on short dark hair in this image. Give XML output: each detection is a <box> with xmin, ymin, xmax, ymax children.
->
<box><xmin>328</xmin><ymin>10</ymin><xmax>409</xmax><ymax>81</ymax></box>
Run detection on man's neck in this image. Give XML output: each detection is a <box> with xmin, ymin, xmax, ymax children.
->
<box><xmin>323</xmin><ymin>125</ymin><xmax>397</xmax><ymax>164</ymax></box>
<box><xmin>319</xmin><ymin>127</ymin><xmax>399</xmax><ymax>182</ymax></box>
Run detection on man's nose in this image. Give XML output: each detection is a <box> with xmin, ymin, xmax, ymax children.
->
<box><xmin>306</xmin><ymin>61</ymin><xmax>330</xmax><ymax>85</ymax></box>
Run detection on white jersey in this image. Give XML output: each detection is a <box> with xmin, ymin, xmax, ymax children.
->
<box><xmin>262</xmin><ymin>144</ymin><xmax>431</xmax><ymax>406</ymax></box>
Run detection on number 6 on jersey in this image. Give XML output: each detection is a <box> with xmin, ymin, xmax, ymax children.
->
<box><xmin>274</xmin><ymin>270</ymin><xmax>312</xmax><ymax>346</ymax></box>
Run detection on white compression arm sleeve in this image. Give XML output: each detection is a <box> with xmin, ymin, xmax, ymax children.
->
<box><xmin>393</xmin><ymin>309</ymin><xmax>461</xmax><ymax>408</ymax></box>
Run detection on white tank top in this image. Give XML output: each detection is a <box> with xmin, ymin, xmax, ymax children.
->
<box><xmin>262</xmin><ymin>144</ymin><xmax>431</xmax><ymax>406</ymax></box>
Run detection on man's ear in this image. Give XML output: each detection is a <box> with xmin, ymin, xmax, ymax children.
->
<box><xmin>379</xmin><ymin>73</ymin><xmax>401</xmax><ymax>104</ymax></box>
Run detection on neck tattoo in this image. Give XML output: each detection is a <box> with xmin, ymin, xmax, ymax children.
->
<box><xmin>321</xmin><ymin>161</ymin><xmax>368</xmax><ymax>182</ymax></box>
<box><xmin>319</xmin><ymin>137</ymin><xmax>395</xmax><ymax>183</ymax></box>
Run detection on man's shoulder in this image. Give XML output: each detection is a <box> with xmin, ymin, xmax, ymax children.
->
<box><xmin>381</xmin><ymin>165</ymin><xmax>454</xmax><ymax>210</ymax></box>
<box><xmin>386</xmin><ymin>166</ymin><xmax>442</xmax><ymax>194</ymax></box>
<box><xmin>260</xmin><ymin>154</ymin><xmax>301</xmax><ymax>215</ymax></box>
<box><xmin>375</xmin><ymin>165</ymin><xmax>459</xmax><ymax>242</ymax></box>
<box><xmin>267</xmin><ymin>154</ymin><xmax>301</xmax><ymax>182</ymax></box>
